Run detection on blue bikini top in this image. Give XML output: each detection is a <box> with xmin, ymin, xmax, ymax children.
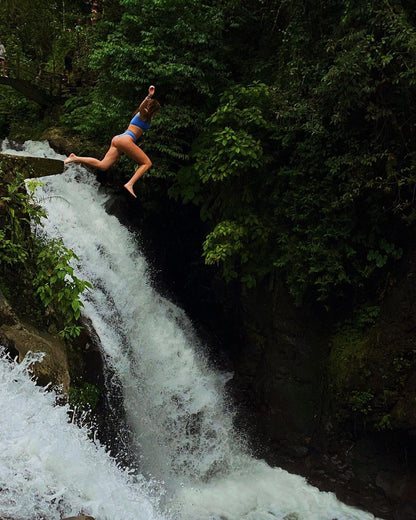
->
<box><xmin>130</xmin><ymin>114</ymin><xmax>151</xmax><ymax>131</ymax></box>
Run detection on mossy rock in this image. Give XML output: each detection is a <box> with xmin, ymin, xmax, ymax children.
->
<box><xmin>329</xmin><ymin>328</ymin><xmax>373</xmax><ymax>391</ymax></box>
<box><xmin>0</xmin><ymin>291</ymin><xmax>70</xmax><ymax>393</ymax></box>
<box><xmin>328</xmin><ymin>254</ymin><xmax>416</xmax><ymax>431</ymax></box>
<box><xmin>329</xmin><ymin>320</ymin><xmax>416</xmax><ymax>430</ymax></box>
<box><xmin>41</xmin><ymin>126</ymin><xmax>107</xmax><ymax>158</ymax></box>
<box><xmin>0</xmin><ymin>152</ymin><xmax>64</xmax><ymax>178</ymax></box>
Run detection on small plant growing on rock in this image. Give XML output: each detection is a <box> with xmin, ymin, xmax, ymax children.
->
<box><xmin>0</xmin><ymin>166</ymin><xmax>92</xmax><ymax>339</ymax></box>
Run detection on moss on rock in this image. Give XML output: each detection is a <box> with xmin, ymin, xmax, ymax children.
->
<box><xmin>329</xmin><ymin>259</ymin><xmax>416</xmax><ymax>432</ymax></box>
<box><xmin>0</xmin><ymin>152</ymin><xmax>64</xmax><ymax>177</ymax></box>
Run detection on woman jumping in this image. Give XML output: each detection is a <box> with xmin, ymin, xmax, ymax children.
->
<box><xmin>64</xmin><ymin>85</ymin><xmax>161</xmax><ymax>198</ymax></box>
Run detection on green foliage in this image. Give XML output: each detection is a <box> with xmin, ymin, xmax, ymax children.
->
<box><xmin>0</xmin><ymin>169</ymin><xmax>91</xmax><ymax>339</ymax></box>
<box><xmin>62</xmin><ymin>89</ymin><xmax>125</xmax><ymax>142</ymax></box>
<box><xmin>376</xmin><ymin>414</ymin><xmax>393</xmax><ymax>431</ymax></box>
<box><xmin>198</xmin><ymin>126</ymin><xmax>263</xmax><ymax>182</ymax></box>
<box><xmin>0</xmin><ymin>0</ymin><xmax>91</xmax><ymax>63</ymax></box>
<box><xmin>171</xmin><ymin>82</ymin><xmax>278</xmax><ymax>289</ymax></box>
<box><xmin>349</xmin><ymin>390</ymin><xmax>374</xmax><ymax>415</ymax></box>
<box><xmin>0</xmin><ymin>1</ymin><xmax>97</xmax><ymax>137</ymax></box>
<box><xmin>353</xmin><ymin>305</ymin><xmax>380</xmax><ymax>329</ymax></box>
<box><xmin>171</xmin><ymin>1</ymin><xmax>416</xmax><ymax>307</ymax></box>
<box><xmin>202</xmin><ymin>216</ymin><xmax>270</xmax><ymax>288</ymax></box>
<box><xmin>69</xmin><ymin>382</ymin><xmax>100</xmax><ymax>411</ymax></box>
<box><xmin>5</xmin><ymin>0</ymin><xmax>416</xmax><ymax>311</ymax></box>
<box><xmin>33</xmin><ymin>240</ymin><xmax>92</xmax><ymax>339</ymax></box>
<box><xmin>0</xmin><ymin>228</ymin><xmax>27</xmax><ymax>265</ymax></box>
<box><xmin>62</xmin><ymin>0</ymin><xmax>232</xmax><ymax>165</ymax></box>
<box><xmin>329</xmin><ymin>305</ymin><xmax>416</xmax><ymax>431</ymax></box>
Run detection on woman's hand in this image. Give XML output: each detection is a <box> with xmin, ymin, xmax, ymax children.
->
<box><xmin>149</xmin><ymin>85</ymin><xmax>155</xmax><ymax>97</ymax></box>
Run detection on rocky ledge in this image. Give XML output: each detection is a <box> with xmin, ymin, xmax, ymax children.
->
<box><xmin>0</xmin><ymin>151</ymin><xmax>64</xmax><ymax>177</ymax></box>
<box><xmin>0</xmin><ymin>289</ymin><xmax>70</xmax><ymax>392</ymax></box>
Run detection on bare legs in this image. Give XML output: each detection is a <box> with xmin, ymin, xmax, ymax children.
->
<box><xmin>109</xmin><ymin>135</ymin><xmax>152</xmax><ymax>198</ymax></box>
<box><xmin>64</xmin><ymin>135</ymin><xmax>152</xmax><ymax>198</ymax></box>
<box><xmin>64</xmin><ymin>136</ymin><xmax>121</xmax><ymax>169</ymax></box>
<box><xmin>123</xmin><ymin>163</ymin><xmax>152</xmax><ymax>198</ymax></box>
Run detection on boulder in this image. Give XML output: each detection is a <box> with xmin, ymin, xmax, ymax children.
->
<box><xmin>0</xmin><ymin>290</ymin><xmax>70</xmax><ymax>393</ymax></box>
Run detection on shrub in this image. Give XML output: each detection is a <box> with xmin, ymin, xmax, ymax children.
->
<box><xmin>0</xmin><ymin>167</ymin><xmax>92</xmax><ymax>339</ymax></box>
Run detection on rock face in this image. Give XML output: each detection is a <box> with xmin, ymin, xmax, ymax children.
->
<box><xmin>0</xmin><ymin>290</ymin><xmax>70</xmax><ymax>393</ymax></box>
<box><xmin>323</xmin><ymin>251</ymin><xmax>416</xmax><ymax>518</ymax></box>
<box><xmin>329</xmin><ymin>252</ymin><xmax>416</xmax><ymax>432</ymax></box>
<box><xmin>228</xmin><ymin>254</ymin><xmax>416</xmax><ymax>520</ymax></box>
<box><xmin>231</xmin><ymin>278</ymin><xmax>328</xmax><ymax>457</ymax></box>
<box><xmin>0</xmin><ymin>152</ymin><xmax>64</xmax><ymax>177</ymax></box>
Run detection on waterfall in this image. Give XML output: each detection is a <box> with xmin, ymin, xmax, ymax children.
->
<box><xmin>0</xmin><ymin>349</ymin><xmax>163</xmax><ymax>520</ymax></box>
<box><xmin>0</xmin><ymin>140</ymin><xmax>380</xmax><ymax>520</ymax></box>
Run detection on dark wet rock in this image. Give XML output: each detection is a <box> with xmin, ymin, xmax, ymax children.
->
<box><xmin>40</xmin><ymin>126</ymin><xmax>106</xmax><ymax>163</ymax></box>
<box><xmin>0</xmin><ymin>321</ymin><xmax>70</xmax><ymax>393</ymax></box>
<box><xmin>0</xmin><ymin>289</ymin><xmax>70</xmax><ymax>393</ymax></box>
<box><xmin>283</xmin><ymin>514</ymin><xmax>300</xmax><ymax>520</ymax></box>
<box><xmin>0</xmin><ymin>152</ymin><xmax>64</xmax><ymax>177</ymax></box>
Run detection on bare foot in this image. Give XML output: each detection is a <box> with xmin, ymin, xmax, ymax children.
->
<box><xmin>124</xmin><ymin>183</ymin><xmax>137</xmax><ymax>198</ymax></box>
<box><xmin>64</xmin><ymin>153</ymin><xmax>77</xmax><ymax>165</ymax></box>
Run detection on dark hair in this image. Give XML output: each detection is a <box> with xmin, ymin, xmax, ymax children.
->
<box><xmin>133</xmin><ymin>96</ymin><xmax>161</xmax><ymax>123</ymax></box>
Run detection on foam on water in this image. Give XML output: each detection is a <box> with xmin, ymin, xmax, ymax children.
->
<box><xmin>0</xmin><ymin>139</ymin><xmax>381</xmax><ymax>520</ymax></box>
<box><xmin>1</xmin><ymin>138</ymin><xmax>64</xmax><ymax>159</ymax></box>
<box><xmin>0</xmin><ymin>349</ymin><xmax>164</xmax><ymax>520</ymax></box>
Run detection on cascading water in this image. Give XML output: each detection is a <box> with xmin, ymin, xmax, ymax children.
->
<box><xmin>1</xmin><ymin>140</ymin><xmax>381</xmax><ymax>520</ymax></box>
<box><xmin>0</xmin><ymin>349</ymin><xmax>164</xmax><ymax>520</ymax></box>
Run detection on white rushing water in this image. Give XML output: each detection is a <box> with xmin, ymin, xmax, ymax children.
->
<box><xmin>0</xmin><ymin>349</ymin><xmax>163</xmax><ymax>520</ymax></box>
<box><xmin>1</xmin><ymin>140</ymin><xmax>380</xmax><ymax>520</ymax></box>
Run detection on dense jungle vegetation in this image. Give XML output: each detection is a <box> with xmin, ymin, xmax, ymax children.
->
<box><xmin>2</xmin><ymin>0</ymin><xmax>416</xmax><ymax>314</ymax></box>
